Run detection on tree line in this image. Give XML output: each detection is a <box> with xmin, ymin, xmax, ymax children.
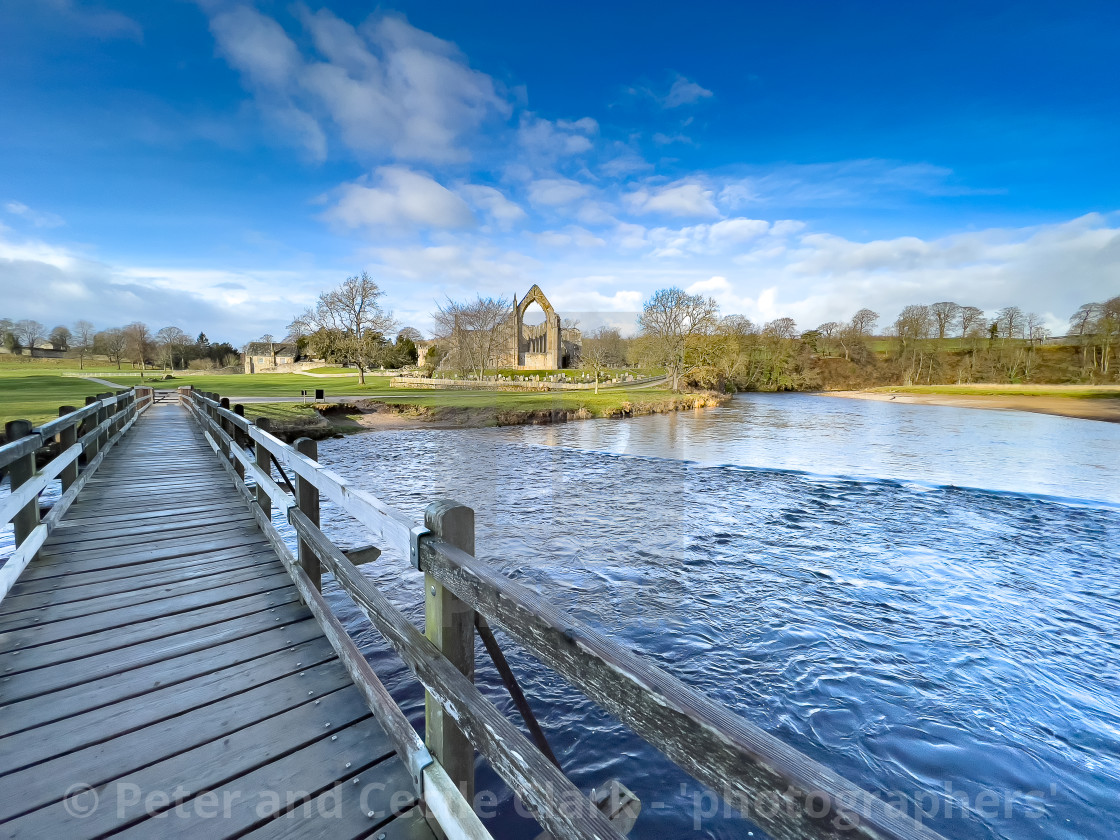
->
<box><xmin>628</xmin><ymin>290</ymin><xmax>1120</xmax><ymax>391</ymax></box>
<box><xmin>0</xmin><ymin>317</ymin><xmax>238</xmax><ymax>370</ymax></box>
<box><xmin>418</xmin><ymin>287</ymin><xmax>1118</xmax><ymax>390</ymax></box>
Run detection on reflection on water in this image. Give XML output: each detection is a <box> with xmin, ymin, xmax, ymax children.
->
<box><xmin>304</xmin><ymin>394</ymin><xmax>1120</xmax><ymax>839</ymax></box>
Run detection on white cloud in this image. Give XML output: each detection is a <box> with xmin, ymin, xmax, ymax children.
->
<box><xmin>209</xmin><ymin>7</ymin><xmax>509</xmax><ymax>163</ymax></box>
<box><xmin>516</xmin><ymin>114</ymin><xmax>596</xmax><ymax>161</ymax></box>
<box><xmin>527</xmin><ymin>177</ymin><xmax>592</xmax><ymax>207</ymax></box>
<box><xmin>326</xmin><ymin>166</ymin><xmax>476</xmax><ymax>231</ymax></box>
<box><xmin>625</xmin><ymin>182</ymin><xmax>721</xmax><ymax>218</ymax></box>
<box><xmin>662</xmin><ymin>76</ymin><xmax>713</xmax><ymax>108</ymax></box>
<box><xmin>458</xmin><ymin>184</ymin><xmax>526</xmax><ymax>229</ymax></box>
<box><xmin>0</xmin><ymin>228</ymin><xmax>312</xmax><ymax>341</ymax></box>
<box><xmin>4</xmin><ymin>201</ymin><xmax>64</xmax><ymax>228</ymax></box>
<box><xmin>556</xmin><ymin>117</ymin><xmax>599</xmax><ymax>133</ymax></box>
<box><xmin>529</xmin><ymin>227</ymin><xmax>606</xmax><ymax>249</ymax></box>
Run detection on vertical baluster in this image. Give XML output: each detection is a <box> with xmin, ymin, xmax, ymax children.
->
<box><xmin>423</xmin><ymin>500</ymin><xmax>477</xmax><ymax>802</ymax></box>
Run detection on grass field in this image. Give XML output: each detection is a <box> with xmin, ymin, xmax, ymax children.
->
<box><xmin>0</xmin><ymin>367</ymin><xmax>694</xmax><ymax>434</ymax></box>
<box><xmin>868</xmin><ymin>384</ymin><xmax>1120</xmax><ymax>399</ymax></box>
<box><xmin>0</xmin><ymin>375</ymin><xmax>125</xmax><ymax>427</ymax></box>
<box><xmin>0</xmin><ymin>358</ymin><xmax>136</xmax><ymax>374</ymax></box>
<box><xmin>98</xmin><ymin>373</ymin><xmax>395</xmax><ymax>396</ymax></box>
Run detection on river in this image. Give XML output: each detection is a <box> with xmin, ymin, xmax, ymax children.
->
<box><xmin>293</xmin><ymin>393</ymin><xmax>1120</xmax><ymax>840</ymax></box>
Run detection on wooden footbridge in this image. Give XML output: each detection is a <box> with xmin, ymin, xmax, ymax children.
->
<box><xmin>0</xmin><ymin>386</ymin><xmax>949</xmax><ymax>840</ymax></box>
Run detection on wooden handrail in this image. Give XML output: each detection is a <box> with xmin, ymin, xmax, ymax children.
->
<box><xmin>183</xmin><ymin>388</ymin><xmax>951</xmax><ymax>840</ymax></box>
<box><xmin>289</xmin><ymin>507</ymin><xmax>624</xmax><ymax>840</ymax></box>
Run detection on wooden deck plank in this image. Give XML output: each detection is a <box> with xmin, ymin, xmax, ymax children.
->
<box><xmin>0</xmin><ymin>660</ymin><xmax>355</xmax><ymax>822</ymax></box>
<box><xmin>0</xmin><ymin>556</ymin><xmax>286</xmax><ymax>629</ymax></box>
<box><xmin>0</xmin><ymin>599</ymin><xmax>310</xmax><ymax>702</ymax></box>
<box><xmin>0</xmin><ymin>570</ymin><xmax>294</xmax><ymax>650</ymax></box>
<box><xmin>116</xmin><ymin>718</ymin><xmax>410</xmax><ymax>840</ymax></box>
<box><xmin>0</xmin><ymin>634</ymin><xmax>339</xmax><ymax>770</ymax></box>
<box><xmin>14</xmin><ymin>533</ymin><xmax>271</xmax><ymax>580</ymax></box>
<box><xmin>1</xmin><ymin>617</ymin><xmax>323</xmax><ymax>734</ymax></box>
<box><xmin>1</xmin><ymin>587</ymin><xmax>302</xmax><ymax>676</ymax></box>
<box><xmin>2</xmin><ymin>546</ymin><xmax>279</xmax><ymax>603</ymax></box>
<box><xmin>3</xmin><ymin>686</ymin><xmax>377</xmax><ymax>840</ymax></box>
<box><xmin>0</xmin><ymin>404</ymin><xmax>435</xmax><ymax>840</ymax></box>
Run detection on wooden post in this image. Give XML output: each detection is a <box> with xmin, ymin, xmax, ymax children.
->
<box><xmin>82</xmin><ymin>396</ymin><xmax>100</xmax><ymax>460</ymax></box>
<box><xmin>4</xmin><ymin>420</ymin><xmax>40</xmax><ymax>547</ymax></box>
<box><xmin>254</xmin><ymin>417</ymin><xmax>273</xmax><ymax>518</ymax></box>
<box><xmin>58</xmin><ymin>406</ymin><xmax>79</xmax><ymax>490</ymax></box>
<box><xmin>293</xmin><ymin>437</ymin><xmax>321</xmax><ymax>591</ymax></box>
<box><xmin>232</xmin><ymin>404</ymin><xmax>246</xmax><ymax>480</ymax></box>
<box><xmin>424</xmin><ymin>500</ymin><xmax>477</xmax><ymax>802</ymax></box>
<box><xmin>96</xmin><ymin>393</ymin><xmax>112</xmax><ymax>450</ymax></box>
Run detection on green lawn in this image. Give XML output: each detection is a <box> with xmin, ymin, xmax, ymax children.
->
<box><xmin>0</xmin><ymin>358</ymin><xmax>138</xmax><ymax>374</ymax></box>
<box><xmin>363</xmin><ymin>387</ymin><xmax>684</xmax><ymax>414</ymax></box>
<box><xmin>0</xmin><ymin>374</ymin><xmax>126</xmax><ymax>428</ymax></box>
<box><xmin>495</xmin><ymin>367</ymin><xmax>663</xmax><ymax>380</ymax></box>
<box><xmin>98</xmin><ymin>372</ymin><xmax>395</xmax><ymax>396</ymax></box>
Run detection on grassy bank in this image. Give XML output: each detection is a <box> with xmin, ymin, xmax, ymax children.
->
<box><xmin>230</xmin><ymin>389</ymin><xmax>728</xmax><ymax>439</ymax></box>
<box><xmin>865</xmin><ymin>384</ymin><xmax>1120</xmax><ymax>399</ymax></box>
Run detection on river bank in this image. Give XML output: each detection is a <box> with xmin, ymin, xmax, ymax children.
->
<box><xmin>251</xmin><ymin>391</ymin><xmax>730</xmax><ymax>440</ymax></box>
<box><xmin>824</xmin><ymin>385</ymin><xmax>1120</xmax><ymax>423</ymax></box>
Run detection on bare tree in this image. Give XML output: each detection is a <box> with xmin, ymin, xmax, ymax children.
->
<box><xmin>849</xmin><ymin>308</ymin><xmax>879</xmax><ymax>337</ymax></box>
<box><xmin>817</xmin><ymin>321</ymin><xmax>841</xmax><ymax>339</ymax></box>
<box><xmin>930</xmin><ymin>301</ymin><xmax>961</xmax><ymax>341</ymax></box>
<box><xmin>397</xmin><ymin>326</ymin><xmax>424</xmax><ymax>344</ymax></box>
<box><xmin>895</xmin><ymin>305</ymin><xmax>933</xmax><ymax>341</ymax></box>
<box><xmin>763</xmin><ymin>317</ymin><xmax>798</xmax><ymax>340</ymax></box>
<box><xmin>95</xmin><ymin>328</ymin><xmax>128</xmax><ymax>369</ymax></box>
<box><xmin>72</xmin><ymin>319</ymin><xmax>96</xmax><ymax>369</ymax></box>
<box><xmin>156</xmin><ymin>326</ymin><xmax>191</xmax><ymax>370</ymax></box>
<box><xmin>123</xmin><ymin>322</ymin><xmax>154</xmax><ymax>370</ymax></box>
<box><xmin>958</xmin><ymin>306</ymin><xmax>986</xmax><ymax>339</ymax></box>
<box><xmin>433</xmin><ymin>295</ymin><xmax>512</xmax><ymax>380</ymax></box>
<box><xmin>1024</xmin><ymin>312</ymin><xmax>1045</xmax><ymax>347</ymax></box>
<box><xmin>299</xmin><ymin>273</ymin><xmax>397</xmax><ymax>384</ymax></box>
<box><xmin>14</xmin><ymin>319</ymin><xmax>45</xmax><ymax>354</ymax></box>
<box><xmin>580</xmin><ymin>326</ymin><xmax>627</xmax><ymax>392</ymax></box>
<box><xmin>638</xmin><ymin>287</ymin><xmax>719</xmax><ymax>391</ymax></box>
<box><xmin>995</xmin><ymin>306</ymin><xmax>1025</xmax><ymax>339</ymax></box>
<box><xmin>49</xmin><ymin>325</ymin><xmax>72</xmax><ymax>351</ymax></box>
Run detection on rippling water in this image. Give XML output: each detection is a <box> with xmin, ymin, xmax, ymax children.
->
<box><xmin>299</xmin><ymin>395</ymin><xmax>1120</xmax><ymax>840</ymax></box>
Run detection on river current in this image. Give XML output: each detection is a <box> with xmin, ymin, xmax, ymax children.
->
<box><xmin>287</xmin><ymin>394</ymin><xmax>1120</xmax><ymax>840</ymax></box>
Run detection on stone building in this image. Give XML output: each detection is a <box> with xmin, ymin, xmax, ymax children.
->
<box><xmin>243</xmin><ymin>342</ymin><xmax>298</xmax><ymax>373</ymax></box>
<box><xmin>429</xmin><ymin>285</ymin><xmax>581</xmax><ymax>372</ymax></box>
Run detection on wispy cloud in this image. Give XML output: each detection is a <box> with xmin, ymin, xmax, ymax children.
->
<box><xmin>4</xmin><ymin>201</ymin><xmax>64</xmax><ymax>228</ymax></box>
<box><xmin>662</xmin><ymin>75</ymin><xmax>713</xmax><ymax>108</ymax></box>
<box><xmin>208</xmin><ymin>6</ymin><xmax>510</xmax><ymax>163</ymax></box>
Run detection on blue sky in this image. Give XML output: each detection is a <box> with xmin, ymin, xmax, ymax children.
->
<box><xmin>1</xmin><ymin>0</ymin><xmax>1118</xmax><ymax>343</ymax></box>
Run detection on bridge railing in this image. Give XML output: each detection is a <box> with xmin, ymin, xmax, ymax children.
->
<box><xmin>0</xmin><ymin>386</ymin><xmax>153</xmax><ymax>601</ymax></box>
<box><xmin>181</xmin><ymin>387</ymin><xmax>947</xmax><ymax>840</ymax></box>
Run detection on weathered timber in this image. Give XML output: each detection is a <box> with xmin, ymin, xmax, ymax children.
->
<box><xmin>288</xmin><ymin>507</ymin><xmax>625</xmax><ymax>840</ymax></box>
<box><xmin>418</xmin><ymin>537</ymin><xmax>946</xmax><ymax>840</ymax></box>
<box><xmin>294</xmin><ymin>437</ymin><xmax>321</xmax><ymax>591</ymax></box>
<box><xmin>424</xmin><ymin>500</ymin><xmax>477</xmax><ymax>803</ymax></box>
